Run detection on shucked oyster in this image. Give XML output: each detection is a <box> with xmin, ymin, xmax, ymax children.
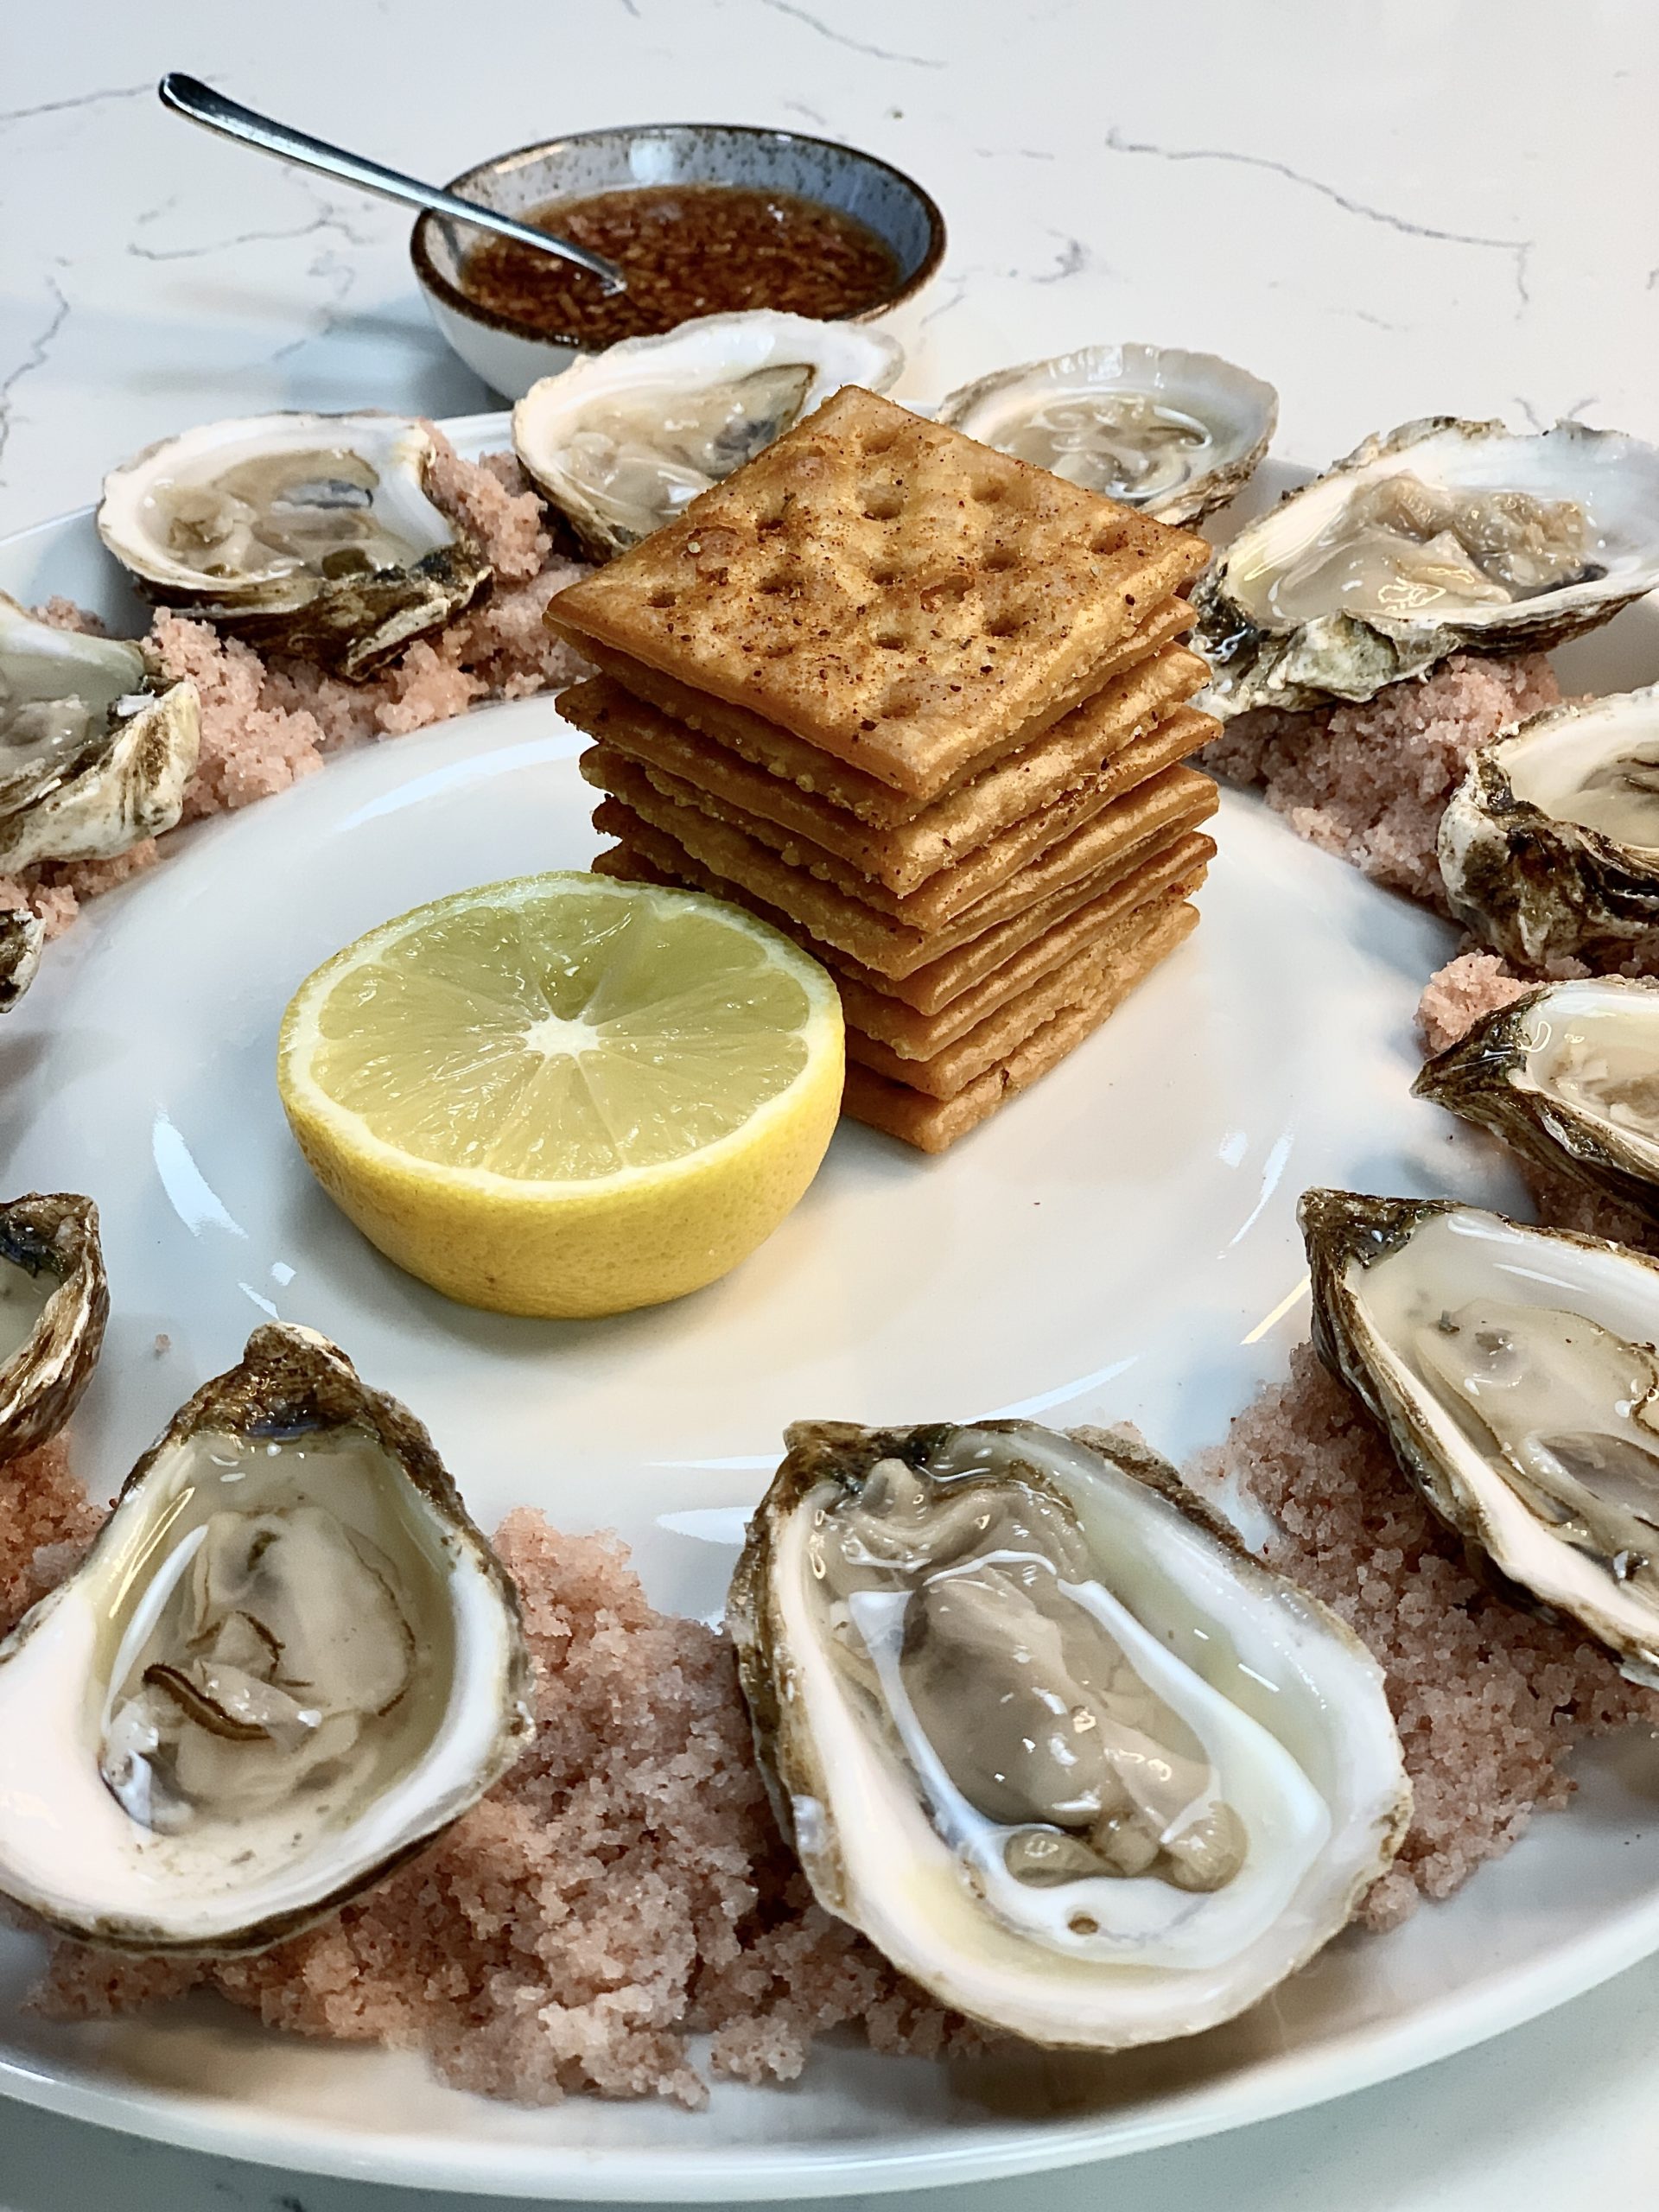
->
<box><xmin>1440</xmin><ymin>686</ymin><xmax>1659</xmax><ymax>969</ymax></box>
<box><xmin>0</xmin><ymin>1193</ymin><xmax>107</xmax><ymax>1464</ymax></box>
<box><xmin>1303</xmin><ymin>1188</ymin><xmax>1659</xmax><ymax>1686</ymax></box>
<box><xmin>0</xmin><ymin>1324</ymin><xmax>531</xmax><ymax>1951</ymax></box>
<box><xmin>98</xmin><ymin>413</ymin><xmax>490</xmax><ymax>678</ymax></box>
<box><xmin>729</xmin><ymin>1421</ymin><xmax>1408</xmax><ymax>2050</ymax></box>
<box><xmin>0</xmin><ymin>593</ymin><xmax>198</xmax><ymax>874</ymax></box>
<box><xmin>1416</xmin><ymin>978</ymin><xmax>1659</xmax><ymax>1222</ymax></box>
<box><xmin>938</xmin><ymin>344</ymin><xmax>1277</xmax><ymax>524</ymax></box>
<box><xmin>1195</xmin><ymin>418</ymin><xmax>1659</xmax><ymax>717</ymax></box>
<box><xmin>512</xmin><ymin>310</ymin><xmax>904</xmax><ymax>559</ymax></box>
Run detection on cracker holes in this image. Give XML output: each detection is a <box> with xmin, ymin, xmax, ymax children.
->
<box><xmin>859</xmin><ymin>484</ymin><xmax>905</xmax><ymax>523</ymax></box>
<box><xmin>646</xmin><ymin>588</ymin><xmax>677</xmax><ymax>609</ymax></box>
<box><xmin>984</xmin><ymin>546</ymin><xmax>1019</xmax><ymax>573</ymax></box>
<box><xmin>879</xmin><ymin>680</ymin><xmax>925</xmax><ymax>721</ymax></box>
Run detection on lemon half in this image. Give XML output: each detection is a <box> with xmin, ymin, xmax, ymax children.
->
<box><xmin>276</xmin><ymin>873</ymin><xmax>844</xmax><ymax>1317</ymax></box>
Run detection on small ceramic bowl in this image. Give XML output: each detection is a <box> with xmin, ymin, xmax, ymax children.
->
<box><xmin>412</xmin><ymin>122</ymin><xmax>946</xmax><ymax>397</ymax></box>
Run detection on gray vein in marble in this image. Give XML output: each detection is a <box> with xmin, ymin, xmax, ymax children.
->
<box><xmin>974</xmin><ymin>145</ymin><xmax>1058</xmax><ymax>162</ymax></box>
<box><xmin>757</xmin><ymin>0</ymin><xmax>944</xmax><ymax>67</ymax></box>
<box><xmin>0</xmin><ymin>276</ymin><xmax>70</xmax><ymax>484</ymax></box>
<box><xmin>781</xmin><ymin>98</ymin><xmax>829</xmax><ymax>126</ymax></box>
<box><xmin>1033</xmin><ymin>234</ymin><xmax>1092</xmax><ymax>283</ymax></box>
<box><xmin>1103</xmin><ymin>126</ymin><xmax>1534</xmax><ymax>310</ymax></box>
<box><xmin>0</xmin><ymin>80</ymin><xmax>149</xmax><ymax>129</ymax></box>
<box><xmin>921</xmin><ymin>271</ymin><xmax>971</xmax><ymax>327</ymax></box>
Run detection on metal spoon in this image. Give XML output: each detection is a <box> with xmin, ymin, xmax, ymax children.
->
<box><xmin>157</xmin><ymin>73</ymin><xmax>628</xmax><ymax>295</ymax></box>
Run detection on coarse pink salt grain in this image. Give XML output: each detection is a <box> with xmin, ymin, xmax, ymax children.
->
<box><xmin>1203</xmin><ymin>654</ymin><xmax>1560</xmax><ymax>910</ymax></box>
<box><xmin>1193</xmin><ymin>1343</ymin><xmax>1659</xmax><ymax>1926</ymax></box>
<box><xmin>0</xmin><ymin>1434</ymin><xmax>101</xmax><ymax>1637</ymax></box>
<box><xmin>20</xmin><ymin>1490</ymin><xmax>971</xmax><ymax>2105</ymax></box>
<box><xmin>1415</xmin><ymin>950</ymin><xmax>1533</xmax><ymax>1056</ymax></box>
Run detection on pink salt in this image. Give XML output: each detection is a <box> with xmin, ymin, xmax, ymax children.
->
<box><xmin>1203</xmin><ymin>653</ymin><xmax>1560</xmax><ymax>910</ymax></box>
<box><xmin>1197</xmin><ymin>1344</ymin><xmax>1659</xmax><ymax>1928</ymax></box>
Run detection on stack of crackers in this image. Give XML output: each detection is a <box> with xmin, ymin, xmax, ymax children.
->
<box><xmin>546</xmin><ymin>388</ymin><xmax>1218</xmax><ymax>1153</ymax></box>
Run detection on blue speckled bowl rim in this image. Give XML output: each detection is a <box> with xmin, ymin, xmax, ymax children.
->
<box><xmin>410</xmin><ymin>121</ymin><xmax>947</xmax><ymax>351</ymax></box>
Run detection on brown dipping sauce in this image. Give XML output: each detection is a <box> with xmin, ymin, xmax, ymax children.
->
<box><xmin>460</xmin><ymin>183</ymin><xmax>900</xmax><ymax>346</ymax></box>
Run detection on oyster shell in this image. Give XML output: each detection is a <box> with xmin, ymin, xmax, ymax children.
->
<box><xmin>938</xmin><ymin>344</ymin><xmax>1276</xmax><ymax>524</ymax></box>
<box><xmin>728</xmin><ymin>1419</ymin><xmax>1408</xmax><ymax>2050</ymax></box>
<box><xmin>0</xmin><ymin>907</ymin><xmax>43</xmax><ymax>1012</ymax></box>
<box><xmin>0</xmin><ymin>594</ymin><xmax>198</xmax><ymax>873</ymax></box>
<box><xmin>97</xmin><ymin>413</ymin><xmax>490</xmax><ymax>678</ymax></box>
<box><xmin>1415</xmin><ymin>978</ymin><xmax>1659</xmax><ymax>1220</ymax></box>
<box><xmin>1195</xmin><ymin>418</ymin><xmax>1659</xmax><ymax>717</ymax></box>
<box><xmin>1439</xmin><ymin>686</ymin><xmax>1659</xmax><ymax>968</ymax></box>
<box><xmin>0</xmin><ymin>1193</ymin><xmax>107</xmax><ymax>1464</ymax></box>
<box><xmin>0</xmin><ymin>1322</ymin><xmax>531</xmax><ymax>1952</ymax></box>
<box><xmin>1303</xmin><ymin>1187</ymin><xmax>1659</xmax><ymax>1685</ymax></box>
<box><xmin>512</xmin><ymin>310</ymin><xmax>905</xmax><ymax>559</ymax></box>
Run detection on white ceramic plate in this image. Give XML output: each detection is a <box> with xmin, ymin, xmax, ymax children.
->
<box><xmin>2</xmin><ymin>420</ymin><xmax>1657</xmax><ymax>2202</ymax></box>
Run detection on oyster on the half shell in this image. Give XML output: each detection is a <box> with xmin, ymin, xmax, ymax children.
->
<box><xmin>512</xmin><ymin>310</ymin><xmax>905</xmax><ymax>559</ymax></box>
<box><xmin>728</xmin><ymin>1419</ymin><xmax>1408</xmax><ymax>2050</ymax></box>
<box><xmin>1303</xmin><ymin>1187</ymin><xmax>1659</xmax><ymax>1687</ymax></box>
<box><xmin>98</xmin><ymin>413</ymin><xmax>490</xmax><ymax>678</ymax></box>
<box><xmin>0</xmin><ymin>1193</ymin><xmax>107</xmax><ymax>1464</ymax></box>
<box><xmin>1415</xmin><ymin>978</ymin><xmax>1659</xmax><ymax>1222</ymax></box>
<box><xmin>0</xmin><ymin>593</ymin><xmax>198</xmax><ymax>874</ymax></box>
<box><xmin>1440</xmin><ymin>686</ymin><xmax>1659</xmax><ymax>968</ymax></box>
<box><xmin>0</xmin><ymin>1323</ymin><xmax>531</xmax><ymax>1952</ymax></box>
<box><xmin>1195</xmin><ymin>418</ymin><xmax>1659</xmax><ymax>717</ymax></box>
<box><xmin>938</xmin><ymin>344</ymin><xmax>1277</xmax><ymax>524</ymax></box>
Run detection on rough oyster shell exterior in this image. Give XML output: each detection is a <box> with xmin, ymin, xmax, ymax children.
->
<box><xmin>0</xmin><ymin>908</ymin><xmax>44</xmax><ymax>1014</ymax></box>
<box><xmin>1414</xmin><ymin>978</ymin><xmax>1659</xmax><ymax>1221</ymax></box>
<box><xmin>0</xmin><ymin>1193</ymin><xmax>108</xmax><ymax>1463</ymax></box>
<box><xmin>1439</xmin><ymin>688</ymin><xmax>1659</xmax><ymax>969</ymax></box>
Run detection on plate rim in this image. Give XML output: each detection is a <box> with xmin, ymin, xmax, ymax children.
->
<box><xmin>3</xmin><ymin>419</ymin><xmax>1658</xmax><ymax>2200</ymax></box>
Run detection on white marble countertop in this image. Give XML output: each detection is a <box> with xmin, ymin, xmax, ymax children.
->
<box><xmin>5</xmin><ymin>1</ymin><xmax>1659</xmax><ymax>2204</ymax></box>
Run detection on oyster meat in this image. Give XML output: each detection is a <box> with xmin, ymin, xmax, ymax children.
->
<box><xmin>0</xmin><ymin>1323</ymin><xmax>531</xmax><ymax>1951</ymax></box>
<box><xmin>1304</xmin><ymin>1188</ymin><xmax>1659</xmax><ymax>1685</ymax></box>
<box><xmin>0</xmin><ymin>593</ymin><xmax>199</xmax><ymax>874</ymax></box>
<box><xmin>0</xmin><ymin>906</ymin><xmax>43</xmax><ymax>1013</ymax></box>
<box><xmin>98</xmin><ymin>414</ymin><xmax>490</xmax><ymax>678</ymax></box>
<box><xmin>1440</xmin><ymin>685</ymin><xmax>1659</xmax><ymax>968</ymax></box>
<box><xmin>0</xmin><ymin>1193</ymin><xmax>107</xmax><ymax>1464</ymax></box>
<box><xmin>729</xmin><ymin>1420</ymin><xmax>1408</xmax><ymax>2049</ymax></box>
<box><xmin>1195</xmin><ymin>418</ymin><xmax>1659</xmax><ymax>716</ymax></box>
<box><xmin>512</xmin><ymin>310</ymin><xmax>904</xmax><ymax>558</ymax></box>
<box><xmin>938</xmin><ymin>344</ymin><xmax>1277</xmax><ymax>524</ymax></box>
<box><xmin>1416</xmin><ymin>978</ymin><xmax>1659</xmax><ymax>1221</ymax></box>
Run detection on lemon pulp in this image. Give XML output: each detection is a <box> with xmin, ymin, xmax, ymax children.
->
<box><xmin>277</xmin><ymin>873</ymin><xmax>844</xmax><ymax>1317</ymax></box>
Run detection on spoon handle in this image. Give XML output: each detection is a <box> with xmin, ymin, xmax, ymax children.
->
<box><xmin>157</xmin><ymin>73</ymin><xmax>627</xmax><ymax>295</ymax></box>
